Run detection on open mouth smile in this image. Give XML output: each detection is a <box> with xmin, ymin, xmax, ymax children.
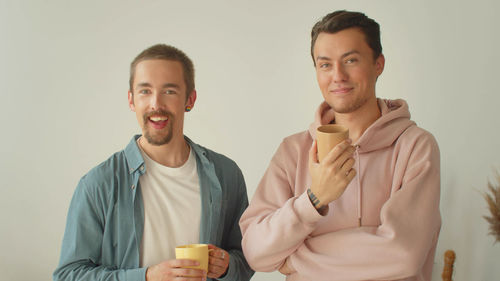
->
<box><xmin>147</xmin><ymin>115</ymin><xmax>169</xmax><ymax>130</ymax></box>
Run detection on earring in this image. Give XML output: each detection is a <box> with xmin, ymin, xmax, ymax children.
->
<box><xmin>185</xmin><ymin>106</ymin><xmax>192</xmax><ymax>112</ymax></box>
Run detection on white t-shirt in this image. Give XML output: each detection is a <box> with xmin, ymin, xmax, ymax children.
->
<box><xmin>138</xmin><ymin>144</ymin><xmax>201</xmax><ymax>267</ymax></box>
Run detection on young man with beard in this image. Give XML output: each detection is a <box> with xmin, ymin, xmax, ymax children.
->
<box><xmin>54</xmin><ymin>44</ymin><xmax>253</xmax><ymax>281</ymax></box>
<box><xmin>240</xmin><ymin>10</ymin><xmax>441</xmax><ymax>281</ymax></box>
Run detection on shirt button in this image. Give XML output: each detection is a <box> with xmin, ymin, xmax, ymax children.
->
<box><xmin>131</xmin><ymin>184</ymin><xmax>135</xmax><ymax>189</ymax></box>
<box><xmin>140</xmin><ymin>166</ymin><xmax>144</xmax><ymax>171</ymax></box>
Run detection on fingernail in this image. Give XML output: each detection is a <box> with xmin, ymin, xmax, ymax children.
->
<box><xmin>346</xmin><ymin>138</ymin><xmax>352</xmax><ymax>144</ymax></box>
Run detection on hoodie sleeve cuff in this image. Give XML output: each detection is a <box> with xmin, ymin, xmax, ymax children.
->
<box><xmin>294</xmin><ymin>190</ymin><xmax>329</xmax><ymax>225</ymax></box>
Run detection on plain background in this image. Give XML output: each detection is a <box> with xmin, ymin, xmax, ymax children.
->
<box><xmin>1</xmin><ymin>0</ymin><xmax>499</xmax><ymax>280</ymax></box>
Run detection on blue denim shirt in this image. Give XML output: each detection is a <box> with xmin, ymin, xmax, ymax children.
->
<box><xmin>53</xmin><ymin>135</ymin><xmax>254</xmax><ymax>281</ymax></box>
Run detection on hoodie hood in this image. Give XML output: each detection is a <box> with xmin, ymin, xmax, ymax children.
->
<box><xmin>308</xmin><ymin>98</ymin><xmax>415</xmax><ymax>153</ymax></box>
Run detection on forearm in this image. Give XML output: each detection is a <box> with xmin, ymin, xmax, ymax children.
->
<box><xmin>288</xmin><ymin>223</ymin><xmax>439</xmax><ymax>281</ymax></box>
<box><xmin>53</xmin><ymin>262</ymin><xmax>146</xmax><ymax>281</ymax></box>
<box><xmin>240</xmin><ymin>191</ymin><xmax>323</xmax><ymax>271</ymax></box>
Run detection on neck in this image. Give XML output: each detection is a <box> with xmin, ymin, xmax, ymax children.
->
<box><xmin>334</xmin><ymin>98</ymin><xmax>381</xmax><ymax>143</ymax></box>
<box><xmin>138</xmin><ymin>135</ymin><xmax>190</xmax><ymax>167</ymax></box>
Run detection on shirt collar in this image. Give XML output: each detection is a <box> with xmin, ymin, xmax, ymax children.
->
<box><xmin>185</xmin><ymin>136</ymin><xmax>211</xmax><ymax>165</ymax></box>
<box><xmin>124</xmin><ymin>135</ymin><xmax>145</xmax><ymax>175</ymax></box>
<box><xmin>124</xmin><ymin>135</ymin><xmax>211</xmax><ymax>175</ymax></box>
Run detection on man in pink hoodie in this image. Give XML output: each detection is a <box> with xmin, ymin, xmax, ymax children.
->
<box><xmin>239</xmin><ymin>10</ymin><xmax>441</xmax><ymax>281</ymax></box>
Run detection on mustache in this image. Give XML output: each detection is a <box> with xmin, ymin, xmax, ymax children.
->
<box><xmin>143</xmin><ymin>110</ymin><xmax>173</xmax><ymax>121</ymax></box>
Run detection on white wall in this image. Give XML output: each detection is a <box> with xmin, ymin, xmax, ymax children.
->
<box><xmin>1</xmin><ymin>0</ymin><xmax>499</xmax><ymax>280</ymax></box>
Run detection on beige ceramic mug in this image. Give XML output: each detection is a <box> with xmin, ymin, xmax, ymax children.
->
<box><xmin>316</xmin><ymin>124</ymin><xmax>349</xmax><ymax>162</ymax></box>
<box><xmin>175</xmin><ymin>244</ymin><xmax>213</xmax><ymax>275</ymax></box>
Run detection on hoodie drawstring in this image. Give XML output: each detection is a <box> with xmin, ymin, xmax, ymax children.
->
<box><xmin>355</xmin><ymin>145</ymin><xmax>361</xmax><ymax>227</ymax></box>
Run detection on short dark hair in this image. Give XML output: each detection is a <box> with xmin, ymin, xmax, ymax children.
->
<box><xmin>310</xmin><ymin>10</ymin><xmax>382</xmax><ymax>64</ymax></box>
<box><xmin>129</xmin><ymin>44</ymin><xmax>195</xmax><ymax>98</ymax></box>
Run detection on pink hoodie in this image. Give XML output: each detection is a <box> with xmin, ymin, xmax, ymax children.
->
<box><xmin>240</xmin><ymin>99</ymin><xmax>441</xmax><ymax>281</ymax></box>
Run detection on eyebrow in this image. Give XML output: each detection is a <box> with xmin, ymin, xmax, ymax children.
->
<box><xmin>135</xmin><ymin>82</ymin><xmax>180</xmax><ymax>89</ymax></box>
<box><xmin>315</xmin><ymin>50</ymin><xmax>360</xmax><ymax>62</ymax></box>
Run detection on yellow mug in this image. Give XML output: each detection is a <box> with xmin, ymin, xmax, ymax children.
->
<box><xmin>175</xmin><ymin>244</ymin><xmax>213</xmax><ymax>274</ymax></box>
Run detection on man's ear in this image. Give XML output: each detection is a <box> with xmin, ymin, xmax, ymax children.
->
<box><xmin>375</xmin><ymin>54</ymin><xmax>385</xmax><ymax>77</ymax></box>
<box><xmin>186</xmin><ymin>89</ymin><xmax>197</xmax><ymax>109</ymax></box>
<box><xmin>128</xmin><ymin>90</ymin><xmax>135</xmax><ymax>111</ymax></box>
